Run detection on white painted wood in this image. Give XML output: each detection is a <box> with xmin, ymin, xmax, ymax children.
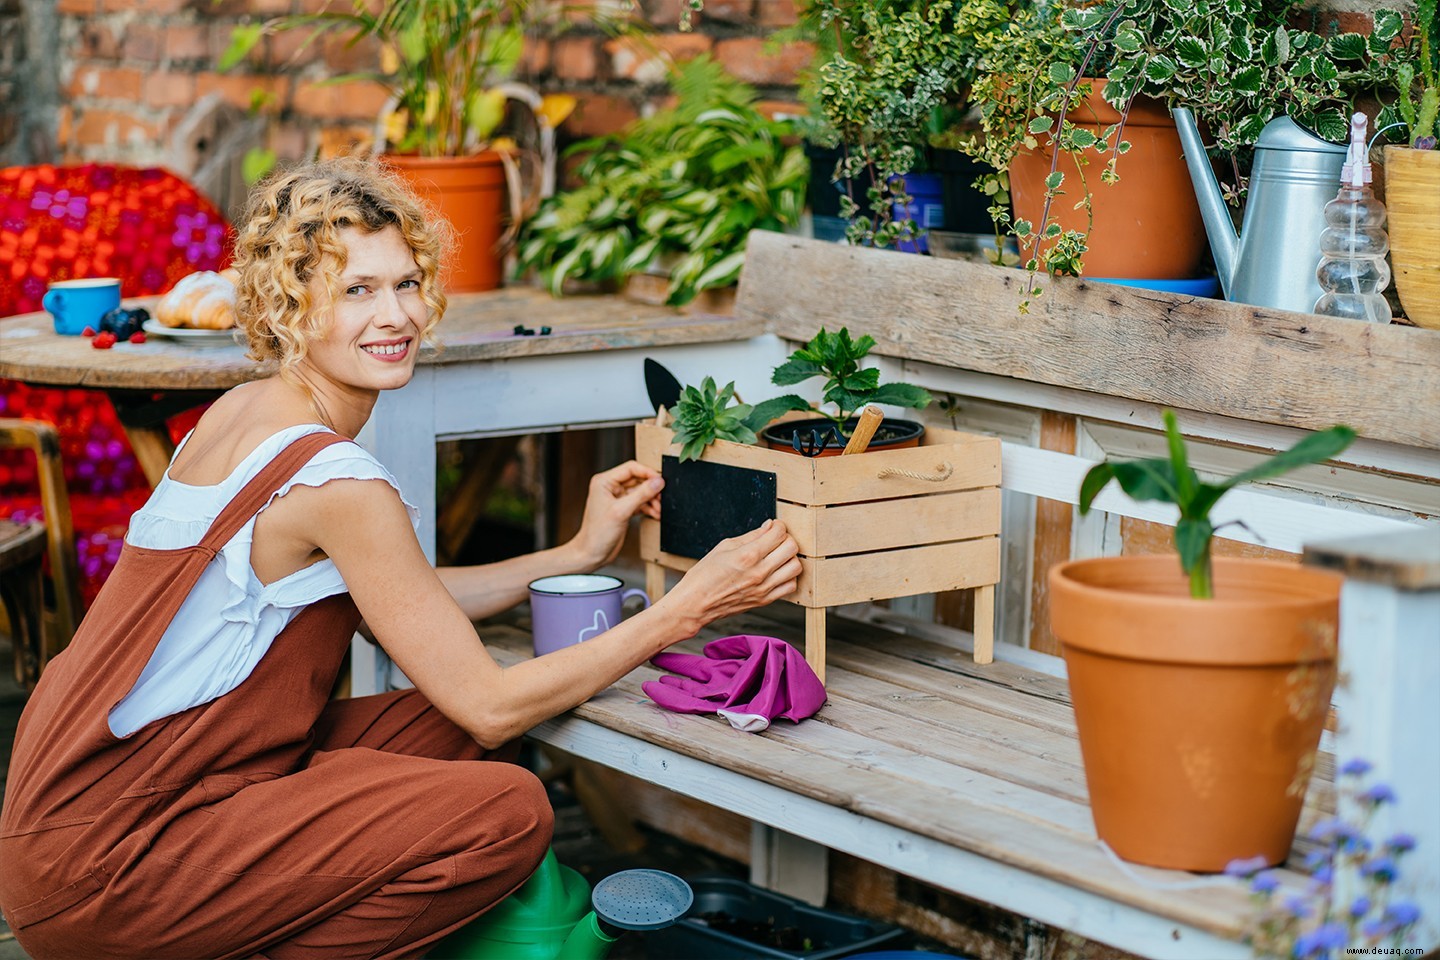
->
<box><xmin>530</xmin><ymin>715</ymin><xmax>1249</xmax><ymax>960</ymax></box>
<box><xmin>1330</xmin><ymin>576</ymin><xmax>1440</xmax><ymax>951</ymax></box>
<box><xmin>750</xmin><ymin>824</ymin><xmax>829</xmax><ymax>907</ymax></box>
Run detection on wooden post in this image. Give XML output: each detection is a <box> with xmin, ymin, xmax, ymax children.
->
<box><xmin>973</xmin><ymin>583</ymin><xmax>995</xmax><ymax>664</ymax></box>
<box><xmin>1304</xmin><ymin>528</ymin><xmax>1440</xmax><ymax>952</ymax></box>
<box><xmin>645</xmin><ymin>561</ymin><xmax>667</xmax><ymax>604</ymax></box>
<box><xmin>806</xmin><ymin>606</ymin><xmax>826</xmax><ymax>684</ymax></box>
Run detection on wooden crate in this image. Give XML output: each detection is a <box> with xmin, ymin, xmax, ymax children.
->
<box><xmin>635</xmin><ymin>418</ymin><xmax>1002</xmax><ymax>681</ymax></box>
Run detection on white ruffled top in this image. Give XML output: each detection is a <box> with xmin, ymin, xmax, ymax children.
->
<box><xmin>108</xmin><ymin>424</ymin><xmax>418</xmax><ymax>738</ymax></box>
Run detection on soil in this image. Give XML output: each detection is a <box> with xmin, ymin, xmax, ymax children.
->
<box><xmin>760</xmin><ymin>417</ymin><xmax>924</xmax><ymax>456</ymax></box>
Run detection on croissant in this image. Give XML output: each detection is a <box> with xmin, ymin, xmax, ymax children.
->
<box><xmin>156</xmin><ymin>270</ymin><xmax>238</xmax><ymax>330</ymax></box>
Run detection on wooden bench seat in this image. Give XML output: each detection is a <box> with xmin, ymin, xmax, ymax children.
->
<box><xmin>484</xmin><ymin>604</ymin><xmax>1334</xmax><ymax>959</ymax></box>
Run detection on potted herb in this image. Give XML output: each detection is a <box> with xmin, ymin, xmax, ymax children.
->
<box><xmin>1048</xmin><ymin>411</ymin><xmax>1356</xmax><ymax>871</ymax></box>
<box><xmin>961</xmin><ymin>0</ymin><xmax>1392</xmax><ymax>307</ymax></box>
<box><xmin>515</xmin><ymin>56</ymin><xmax>807</xmax><ymax>308</ymax></box>
<box><xmin>1377</xmin><ymin>0</ymin><xmax>1440</xmax><ymax>328</ymax></box>
<box><xmin>223</xmin><ymin>0</ymin><xmax>606</xmax><ymax>292</ymax></box>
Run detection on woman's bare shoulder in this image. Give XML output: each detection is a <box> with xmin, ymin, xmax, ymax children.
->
<box><xmin>167</xmin><ymin>379</ymin><xmax>321</xmax><ymax>486</ymax></box>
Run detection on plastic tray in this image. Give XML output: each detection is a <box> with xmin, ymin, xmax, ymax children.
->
<box><xmin>642</xmin><ymin>876</ymin><xmax>907</xmax><ymax>960</ymax></box>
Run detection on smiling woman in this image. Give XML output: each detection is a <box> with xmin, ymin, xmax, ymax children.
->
<box><xmin>0</xmin><ymin>159</ymin><xmax>802</xmax><ymax>960</ymax></box>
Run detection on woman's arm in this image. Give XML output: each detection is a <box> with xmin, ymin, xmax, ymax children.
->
<box><xmin>436</xmin><ymin>460</ymin><xmax>663</xmax><ymax>621</ymax></box>
<box><xmin>293</xmin><ymin>476</ymin><xmax>799</xmax><ymax>749</ymax></box>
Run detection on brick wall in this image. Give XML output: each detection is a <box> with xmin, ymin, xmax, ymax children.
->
<box><xmin>9</xmin><ymin>0</ymin><xmax>810</xmax><ymax>179</ymax></box>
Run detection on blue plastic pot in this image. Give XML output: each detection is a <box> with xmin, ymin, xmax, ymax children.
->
<box><xmin>891</xmin><ymin>173</ymin><xmax>945</xmax><ymax>254</ymax></box>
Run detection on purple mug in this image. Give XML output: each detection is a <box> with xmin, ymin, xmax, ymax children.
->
<box><xmin>528</xmin><ymin>574</ymin><xmax>651</xmax><ymax>657</ymax></box>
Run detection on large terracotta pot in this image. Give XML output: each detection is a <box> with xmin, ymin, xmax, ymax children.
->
<box><xmin>1010</xmin><ymin>81</ymin><xmax>1208</xmax><ymax>280</ymax></box>
<box><xmin>1049</xmin><ymin>555</ymin><xmax>1340</xmax><ymax>872</ymax></box>
<box><xmin>383</xmin><ymin>152</ymin><xmax>506</xmax><ymax>293</ymax></box>
<box><xmin>1384</xmin><ymin>146</ymin><xmax>1440</xmax><ymax>329</ymax></box>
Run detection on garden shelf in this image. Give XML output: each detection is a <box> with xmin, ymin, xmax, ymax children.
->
<box><xmin>636</xmin><ymin>417</ymin><xmax>1002</xmax><ymax>681</ymax></box>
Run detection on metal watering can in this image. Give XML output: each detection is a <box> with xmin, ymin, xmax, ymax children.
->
<box><xmin>432</xmin><ymin>849</ymin><xmax>693</xmax><ymax>959</ymax></box>
<box><xmin>1173</xmin><ymin>107</ymin><xmax>1346</xmax><ymax>313</ymax></box>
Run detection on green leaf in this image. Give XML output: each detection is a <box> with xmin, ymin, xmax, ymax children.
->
<box><xmin>772</xmin><ymin>357</ymin><xmax>825</xmax><ymax>386</ymax></box>
<box><xmin>1175</xmin><ymin>517</ymin><xmax>1215</xmax><ymax>581</ymax></box>
<box><xmin>743</xmin><ymin>395</ymin><xmax>813</xmax><ymax>431</ymax></box>
<box><xmin>241</xmin><ymin>147</ymin><xmax>276</xmax><ymax>186</ymax></box>
<box><xmin>867</xmin><ymin>383</ymin><xmax>933</xmax><ymax>409</ymax></box>
<box><xmin>1045</xmin><ymin>171</ymin><xmax>1065</xmax><ymax>190</ymax></box>
<box><xmin>220</xmin><ymin>23</ymin><xmax>264</xmax><ymax>71</ymax></box>
<box><xmin>1145</xmin><ymin>55</ymin><xmax>1178</xmax><ymax>83</ymax></box>
<box><xmin>1163</xmin><ymin>410</ymin><xmax>1197</xmax><ymax>506</ymax></box>
<box><xmin>1327</xmin><ymin>33</ymin><xmax>1368</xmax><ymax>60</ymax></box>
<box><xmin>1113</xmin><ymin>27</ymin><xmax>1144</xmax><ymax>53</ymax></box>
<box><xmin>1078</xmin><ymin>463</ymin><xmax>1116</xmax><ymax>515</ymax></box>
<box><xmin>1372</xmin><ymin>8</ymin><xmax>1403</xmax><ymax>41</ymax></box>
<box><xmin>1029</xmin><ymin>116</ymin><xmax>1056</xmax><ymax>134</ymax></box>
<box><xmin>1175</xmin><ymin>37</ymin><xmax>1208</xmax><ymax>68</ymax></box>
<box><xmin>1049</xmin><ymin>62</ymin><xmax>1077</xmax><ymax>84</ymax></box>
<box><xmin>693</xmin><ymin>249</ymin><xmax>745</xmax><ymax>291</ymax></box>
<box><xmin>1311</xmin><ymin>110</ymin><xmax>1348</xmax><ymax>141</ymax></box>
<box><xmin>1220</xmin><ymin>426</ymin><xmax>1356</xmax><ymax>489</ymax></box>
<box><xmin>1232</xmin><ymin>66</ymin><xmax>1263</xmax><ymax>94</ymax></box>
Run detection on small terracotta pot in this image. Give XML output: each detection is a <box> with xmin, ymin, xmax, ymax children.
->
<box><xmin>1009</xmin><ymin>81</ymin><xmax>1208</xmax><ymax>280</ymax></box>
<box><xmin>1049</xmin><ymin>555</ymin><xmax>1340</xmax><ymax>872</ymax></box>
<box><xmin>1384</xmin><ymin>146</ymin><xmax>1440</xmax><ymax>329</ymax></box>
<box><xmin>383</xmin><ymin>152</ymin><xmax>507</xmax><ymax>293</ymax></box>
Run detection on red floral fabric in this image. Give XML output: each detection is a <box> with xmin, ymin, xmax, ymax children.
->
<box><xmin>1</xmin><ymin>164</ymin><xmax>234</xmax><ymax>604</ymax></box>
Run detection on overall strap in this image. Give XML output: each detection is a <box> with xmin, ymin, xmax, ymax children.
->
<box><xmin>198</xmin><ymin>430</ymin><xmax>355</xmax><ymax>554</ymax></box>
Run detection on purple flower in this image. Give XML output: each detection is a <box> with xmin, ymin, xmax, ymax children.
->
<box><xmin>1361</xmin><ymin>856</ymin><xmax>1398</xmax><ymax>883</ymax></box>
<box><xmin>1250</xmin><ymin>872</ymin><xmax>1280</xmax><ymax>894</ymax></box>
<box><xmin>172</xmin><ymin>211</ymin><xmax>226</xmax><ymax>264</ymax></box>
<box><xmin>1362</xmin><ymin>917</ymin><xmax>1392</xmax><ymax>938</ymax></box>
<box><xmin>1295</xmin><ymin>922</ymin><xmax>1348</xmax><ymax>958</ymax></box>
<box><xmin>1349</xmin><ymin>895</ymin><xmax>1372</xmax><ymax>918</ymax></box>
<box><xmin>1384</xmin><ymin>901</ymin><xmax>1421</xmax><ymax>926</ymax></box>
<box><xmin>1340</xmin><ymin>758</ymin><xmax>1373</xmax><ymax>778</ymax></box>
<box><xmin>1360</xmin><ymin>783</ymin><xmax>1396</xmax><ymax>806</ymax></box>
<box><xmin>1310</xmin><ymin>864</ymin><xmax>1334</xmax><ymax>887</ymax></box>
<box><xmin>1386</xmin><ymin>833</ymin><xmax>1417</xmax><ymax>854</ymax></box>
<box><xmin>1283</xmin><ymin>895</ymin><xmax>1313</xmax><ymax>919</ymax></box>
<box><xmin>1414</xmin><ymin>135</ymin><xmax>1439</xmax><ymax>150</ymax></box>
<box><xmin>1225</xmin><ymin>855</ymin><xmax>1270</xmax><ymax>878</ymax></box>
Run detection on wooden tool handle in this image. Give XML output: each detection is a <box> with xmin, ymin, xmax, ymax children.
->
<box><xmin>842</xmin><ymin>405</ymin><xmax>885</xmax><ymax>455</ymax></box>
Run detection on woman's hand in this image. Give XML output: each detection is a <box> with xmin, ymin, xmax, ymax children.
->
<box><xmin>658</xmin><ymin>519</ymin><xmax>802</xmax><ymax>637</ymax></box>
<box><xmin>569</xmin><ymin>460</ymin><xmax>664</xmax><ymax>569</ymax></box>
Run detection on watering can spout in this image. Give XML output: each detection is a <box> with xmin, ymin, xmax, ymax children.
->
<box><xmin>554</xmin><ymin>911</ymin><xmax>618</xmax><ymax>960</ymax></box>
<box><xmin>1173</xmin><ymin>107</ymin><xmax>1239</xmax><ymax>298</ymax></box>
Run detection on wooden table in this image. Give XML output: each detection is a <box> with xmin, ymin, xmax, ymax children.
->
<box><xmin>2</xmin><ymin>286</ymin><xmax>779</xmax><ymax>692</ymax></box>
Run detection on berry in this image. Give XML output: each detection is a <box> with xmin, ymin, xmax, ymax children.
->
<box><xmin>128</xmin><ymin>332</ymin><xmax>146</xmax><ymax>344</ymax></box>
<box><xmin>82</xmin><ymin>326</ymin><xmax>97</xmax><ymax>337</ymax></box>
<box><xmin>91</xmin><ymin>332</ymin><xmax>117</xmax><ymax>349</ymax></box>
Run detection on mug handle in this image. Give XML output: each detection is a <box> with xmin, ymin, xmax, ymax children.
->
<box><xmin>42</xmin><ymin>290</ymin><xmax>63</xmax><ymax>316</ymax></box>
<box><xmin>620</xmin><ymin>588</ymin><xmax>651</xmax><ymax>614</ymax></box>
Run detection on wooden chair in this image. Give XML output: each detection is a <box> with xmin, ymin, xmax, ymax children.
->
<box><xmin>0</xmin><ymin>419</ymin><xmax>83</xmax><ymax>680</ymax></box>
<box><xmin>0</xmin><ymin>518</ymin><xmax>48</xmax><ymax>687</ymax></box>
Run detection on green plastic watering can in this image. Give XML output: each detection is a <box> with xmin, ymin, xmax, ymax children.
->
<box><xmin>433</xmin><ymin>849</ymin><xmax>693</xmax><ymax>960</ymax></box>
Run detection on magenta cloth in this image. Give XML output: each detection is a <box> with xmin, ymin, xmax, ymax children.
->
<box><xmin>642</xmin><ymin>635</ymin><xmax>826</xmax><ymax>729</ymax></box>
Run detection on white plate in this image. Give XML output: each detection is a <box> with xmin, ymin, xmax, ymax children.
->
<box><xmin>141</xmin><ymin>319</ymin><xmax>241</xmax><ymax>346</ymax></box>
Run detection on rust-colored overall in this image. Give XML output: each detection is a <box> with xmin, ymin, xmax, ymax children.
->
<box><xmin>0</xmin><ymin>431</ymin><xmax>553</xmax><ymax>959</ymax></box>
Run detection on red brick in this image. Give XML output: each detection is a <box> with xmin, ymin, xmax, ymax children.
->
<box><xmin>120</xmin><ymin>23</ymin><xmax>163</xmax><ymax>63</ymax></box>
<box><xmin>195</xmin><ymin>72</ymin><xmax>291</xmax><ymax>110</ymax></box>
<box><xmin>1322</xmin><ymin>11</ymin><xmax>1373</xmax><ymax>36</ymax></box>
<box><xmin>291</xmin><ymin>77</ymin><xmax>390</xmax><ymax>120</ymax></box>
<box><xmin>163</xmin><ymin>22</ymin><xmax>209</xmax><ymax>61</ymax></box>
<box><xmin>520</xmin><ymin>37</ymin><xmax>552</xmax><ymax>76</ymax></box>
<box><xmin>57</xmin><ymin>105</ymin><xmax>75</xmax><ymax>148</ymax></box>
<box><xmin>57</xmin><ymin>0</ymin><xmax>98</xmax><ymax>14</ymax></box>
<box><xmin>606</xmin><ymin>33</ymin><xmax>712</xmax><ymax>83</ymax></box>
<box><xmin>78</xmin><ymin>21</ymin><xmax>120</xmax><ymax>58</ymax></box>
<box><xmin>72</xmin><ymin>108</ymin><xmax>162</xmax><ymax>147</ymax></box>
<box><xmin>102</xmin><ymin>0</ymin><xmax>185</xmax><ymax>12</ymax></box>
<box><xmin>318</xmin><ymin>124</ymin><xmax>376</xmax><ymax>159</ymax></box>
<box><xmin>267</xmin><ymin>122</ymin><xmax>310</xmax><ymax>162</ymax></box>
<box><xmin>251</xmin><ymin>0</ymin><xmax>297</xmax><ymax>12</ymax></box>
<box><xmin>322</xmin><ymin>31</ymin><xmax>380</xmax><ymax>74</ymax></box>
<box><xmin>265</xmin><ymin>27</ymin><xmax>322</xmax><ymax>69</ymax></box>
<box><xmin>68</xmin><ymin>66</ymin><xmax>145</xmax><ymax>102</ymax></box>
<box><xmin>713</xmin><ymin>38</ymin><xmax>813</xmax><ymax>86</ymax></box>
<box><xmin>756</xmin><ymin>0</ymin><xmax>798</xmax><ymax>27</ymax></box>
<box><xmin>562</xmin><ymin>92</ymin><xmax>638</xmax><ymax>138</ymax></box>
<box><xmin>698</xmin><ymin>0</ymin><xmax>752</xmax><ymax>23</ymax></box>
<box><xmin>553</xmin><ymin>35</ymin><xmax>600</xmax><ymax>82</ymax></box>
<box><xmin>640</xmin><ymin>0</ymin><xmax>689</xmax><ymax>28</ymax></box>
<box><xmin>144</xmin><ymin>71</ymin><xmax>197</xmax><ymax>108</ymax></box>
<box><xmin>756</xmin><ymin>98</ymin><xmax>806</xmax><ymax>121</ymax></box>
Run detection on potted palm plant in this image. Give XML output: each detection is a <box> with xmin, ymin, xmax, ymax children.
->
<box><xmin>1049</xmin><ymin>412</ymin><xmax>1356</xmax><ymax>872</ymax></box>
<box><xmin>224</xmin><ymin>0</ymin><xmax>603</xmax><ymax>293</ymax></box>
<box><xmin>1377</xmin><ymin>0</ymin><xmax>1440</xmax><ymax>327</ymax></box>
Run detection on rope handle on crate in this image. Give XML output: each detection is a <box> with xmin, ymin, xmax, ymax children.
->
<box><xmin>876</xmin><ymin>462</ymin><xmax>954</xmax><ymax>482</ymax></box>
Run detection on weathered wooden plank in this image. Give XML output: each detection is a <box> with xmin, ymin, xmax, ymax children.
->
<box><xmin>777</xmin><ymin>488</ymin><xmax>1000</xmax><ymax>557</ymax></box>
<box><xmin>0</xmin><ymin>287</ymin><xmax>749</xmax><ymax>390</ymax></box>
<box><xmin>735</xmin><ymin>231</ymin><xmax>1440</xmax><ymax>450</ymax></box>
<box><xmin>801</xmin><ymin>538</ymin><xmax>1000</xmax><ymax>607</ymax></box>
<box><xmin>1304</xmin><ymin>526</ymin><xmax>1440</xmax><ymax>590</ymax></box>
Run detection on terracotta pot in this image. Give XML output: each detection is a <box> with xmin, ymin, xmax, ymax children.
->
<box><xmin>1009</xmin><ymin>81</ymin><xmax>1208</xmax><ymax>280</ymax></box>
<box><xmin>1384</xmin><ymin>146</ymin><xmax>1440</xmax><ymax>329</ymax></box>
<box><xmin>760</xmin><ymin>417</ymin><xmax>924</xmax><ymax>457</ymax></box>
<box><xmin>383</xmin><ymin>152</ymin><xmax>506</xmax><ymax>293</ymax></box>
<box><xmin>1048</xmin><ymin>555</ymin><xmax>1340</xmax><ymax>872</ymax></box>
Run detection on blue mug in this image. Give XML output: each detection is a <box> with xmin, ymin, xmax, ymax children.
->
<box><xmin>43</xmin><ymin>278</ymin><xmax>122</xmax><ymax>336</ymax></box>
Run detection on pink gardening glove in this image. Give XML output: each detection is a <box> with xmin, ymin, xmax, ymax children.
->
<box><xmin>643</xmin><ymin>635</ymin><xmax>826</xmax><ymax>732</ymax></box>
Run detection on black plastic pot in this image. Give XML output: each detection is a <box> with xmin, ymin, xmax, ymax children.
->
<box><xmin>644</xmin><ymin>876</ymin><xmax>907</xmax><ymax>959</ymax></box>
<box><xmin>930</xmin><ymin>149</ymin><xmax>998</xmax><ymax>235</ymax></box>
<box><xmin>759</xmin><ymin>418</ymin><xmax>925</xmax><ymax>457</ymax></box>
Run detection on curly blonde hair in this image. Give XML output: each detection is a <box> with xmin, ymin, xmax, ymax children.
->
<box><xmin>232</xmin><ymin>157</ymin><xmax>451</xmax><ymax>373</ymax></box>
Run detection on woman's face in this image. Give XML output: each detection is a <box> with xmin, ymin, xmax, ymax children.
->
<box><xmin>299</xmin><ymin>224</ymin><xmax>426</xmax><ymax>396</ymax></box>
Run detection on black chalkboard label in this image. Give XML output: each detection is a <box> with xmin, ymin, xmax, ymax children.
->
<box><xmin>659</xmin><ymin>455</ymin><xmax>777</xmax><ymax>560</ymax></box>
